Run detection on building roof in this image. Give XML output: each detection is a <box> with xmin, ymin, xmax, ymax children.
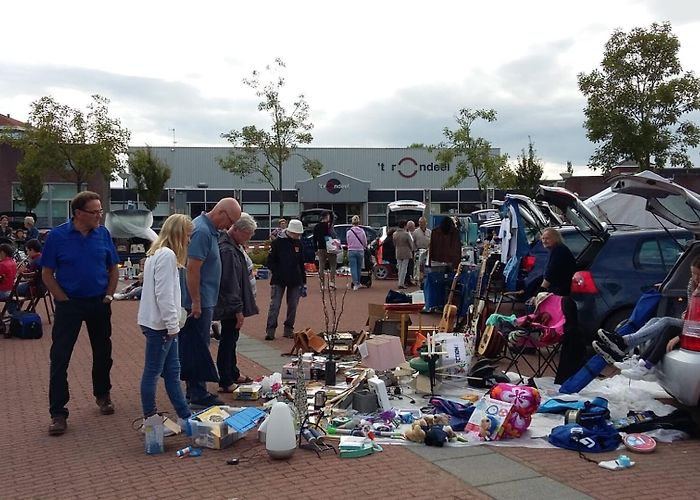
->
<box><xmin>0</xmin><ymin>114</ymin><xmax>26</xmax><ymax>129</ymax></box>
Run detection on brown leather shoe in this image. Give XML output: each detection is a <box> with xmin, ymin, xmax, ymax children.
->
<box><xmin>96</xmin><ymin>395</ymin><xmax>115</xmax><ymax>415</ymax></box>
<box><xmin>48</xmin><ymin>416</ymin><xmax>67</xmax><ymax>436</ymax></box>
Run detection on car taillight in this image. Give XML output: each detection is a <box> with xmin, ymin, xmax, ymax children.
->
<box><xmin>680</xmin><ymin>321</ymin><xmax>700</xmax><ymax>352</ymax></box>
<box><xmin>571</xmin><ymin>271</ymin><xmax>598</xmax><ymax>294</ymax></box>
<box><xmin>521</xmin><ymin>255</ymin><xmax>536</xmax><ymax>273</ymax></box>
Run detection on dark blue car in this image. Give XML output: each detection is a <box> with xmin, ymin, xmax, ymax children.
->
<box><xmin>535</xmin><ymin>186</ymin><xmax>692</xmax><ymax>342</ymax></box>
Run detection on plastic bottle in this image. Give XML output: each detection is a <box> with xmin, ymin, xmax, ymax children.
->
<box><xmin>176</xmin><ymin>446</ymin><xmax>193</xmax><ymax>457</ymax></box>
<box><xmin>125</xmin><ymin>258</ymin><xmax>133</xmax><ymax>279</ymax></box>
<box><xmin>144</xmin><ymin>415</ymin><xmax>164</xmax><ymax>455</ymax></box>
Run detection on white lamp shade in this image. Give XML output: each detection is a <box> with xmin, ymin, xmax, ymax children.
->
<box><xmin>265</xmin><ymin>403</ymin><xmax>296</xmax><ymax>459</ymax></box>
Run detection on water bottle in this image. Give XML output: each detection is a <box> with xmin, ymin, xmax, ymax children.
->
<box><xmin>144</xmin><ymin>415</ymin><xmax>164</xmax><ymax>455</ymax></box>
<box><xmin>125</xmin><ymin>258</ymin><xmax>133</xmax><ymax>279</ymax></box>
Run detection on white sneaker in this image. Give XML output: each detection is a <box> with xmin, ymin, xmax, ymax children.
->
<box><xmin>114</xmin><ymin>293</ymin><xmax>126</xmax><ymax>300</ymax></box>
<box><xmin>621</xmin><ymin>363</ymin><xmax>657</xmax><ymax>381</ymax></box>
<box><xmin>329</xmin><ymin>281</ymin><xmax>336</xmax><ymax>289</ymax></box>
<box><xmin>613</xmin><ymin>356</ymin><xmax>640</xmax><ymax>371</ymax></box>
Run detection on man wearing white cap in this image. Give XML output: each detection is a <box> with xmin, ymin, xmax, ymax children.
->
<box><xmin>265</xmin><ymin>219</ymin><xmax>307</xmax><ymax>340</ymax></box>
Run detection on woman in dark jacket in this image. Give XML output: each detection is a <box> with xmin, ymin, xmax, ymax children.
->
<box><xmin>214</xmin><ymin>214</ymin><xmax>259</xmax><ymax>392</ymax></box>
<box><xmin>265</xmin><ymin>219</ymin><xmax>307</xmax><ymax>340</ymax></box>
<box><xmin>312</xmin><ymin>210</ymin><xmax>337</xmax><ymax>289</ymax></box>
<box><xmin>428</xmin><ymin>216</ymin><xmax>461</xmax><ymax>271</ymax></box>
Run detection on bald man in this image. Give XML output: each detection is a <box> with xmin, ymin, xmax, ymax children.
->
<box><xmin>180</xmin><ymin>197</ymin><xmax>242</xmax><ymax>408</ymax></box>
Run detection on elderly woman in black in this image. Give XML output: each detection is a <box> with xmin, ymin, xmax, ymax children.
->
<box><xmin>538</xmin><ymin>227</ymin><xmax>576</xmax><ymax>296</ymax></box>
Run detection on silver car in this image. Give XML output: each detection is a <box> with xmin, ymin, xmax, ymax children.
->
<box><xmin>610</xmin><ymin>173</ymin><xmax>700</xmax><ymax>406</ymax></box>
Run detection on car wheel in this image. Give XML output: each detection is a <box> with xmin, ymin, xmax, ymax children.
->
<box><xmin>602</xmin><ymin>307</ymin><xmax>634</xmax><ymax>335</ymax></box>
<box><xmin>373</xmin><ymin>264</ymin><xmax>390</xmax><ymax>280</ymax></box>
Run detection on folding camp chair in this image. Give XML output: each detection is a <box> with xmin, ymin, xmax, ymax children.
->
<box><xmin>0</xmin><ymin>272</ymin><xmax>25</xmax><ymax>336</ymax></box>
<box><xmin>500</xmin><ymin>293</ymin><xmax>566</xmax><ymax>382</ymax></box>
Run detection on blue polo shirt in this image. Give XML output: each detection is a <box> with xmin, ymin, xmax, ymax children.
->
<box><xmin>182</xmin><ymin>213</ymin><xmax>222</xmax><ymax>309</ymax></box>
<box><xmin>41</xmin><ymin>220</ymin><xmax>119</xmax><ymax>299</ymax></box>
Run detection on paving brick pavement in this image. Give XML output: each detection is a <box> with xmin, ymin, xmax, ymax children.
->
<box><xmin>1</xmin><ymin>275</ymin><xmax>699</xmax><ymax>499</ymax></box>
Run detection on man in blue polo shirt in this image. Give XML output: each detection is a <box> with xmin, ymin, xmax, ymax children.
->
<box><xmin>180</xmin><ymin>197</ymin><xmax>241</xmax><ymax>408</ymax></box>
<box><xmin>42</xmin><ymin>191</ymin><xmax>120</xmax><ymax>436</ymax></box>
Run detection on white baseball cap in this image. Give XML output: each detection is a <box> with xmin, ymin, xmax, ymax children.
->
<box><xmin>287</xmin><ymin>219</ymin><xmax>304</xmax><ymax>234</ymax></box>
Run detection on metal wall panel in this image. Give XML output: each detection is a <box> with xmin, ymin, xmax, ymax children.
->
<box><xmin>137</xmin><ymin>147</ymin><xmax>487</xmax><ymax>191</ymax></box>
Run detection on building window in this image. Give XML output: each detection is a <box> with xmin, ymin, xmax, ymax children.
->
<box><xmin>368</xmin><ymin>190</ymin><xmax>395</xmax><ymax>202</ymax></box>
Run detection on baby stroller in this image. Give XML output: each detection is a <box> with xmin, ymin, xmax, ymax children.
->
<box><xmin>360</xmin><ymin>248</ymin><xmax>374</xmax><ymax>288</ymax></box>
<box><xmin>499</xmin><ymin>293</ymin><xmax>567</xmax><ymax>382</ymax></box>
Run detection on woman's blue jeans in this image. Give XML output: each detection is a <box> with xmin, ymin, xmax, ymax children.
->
<box><xmin>348</xmin><ymin>250</ymin><xmax>364</xmax><ymax>286</ymax></box>
<box><xmin>140</xmin><ymin>326</ymin><xmax>191</xmax><ymax>419</ymax></box>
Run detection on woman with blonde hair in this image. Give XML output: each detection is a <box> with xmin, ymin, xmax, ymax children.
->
<box><xmin>138</xmin><ymin>213</ymin><xmax>193</xmax><ymax>430</ymax></box>
<box><xmin>346</xmin><ymin>215</ymin><xmax>368</xmax><ymax>290</ymax></box>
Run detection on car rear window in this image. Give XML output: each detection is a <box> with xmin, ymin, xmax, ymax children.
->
<box><xmin>636</xmin><ymin>236</ymin><xmax>687</xmax><ymax>272</ymax></box>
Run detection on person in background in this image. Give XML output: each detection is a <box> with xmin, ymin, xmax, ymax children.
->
<box><xmin>413</xmin><ymin>216</ymin><xmax>431</xmax><ymax>284</ymax></box>
<box><xmin>0</xmin><ymin>215</ymin><xmax>14</xmax><ymax>242</ymax></box>
<box><xmin>16</xmin><ymin>238</ymin><xmax>42</xmax><ymax>298</ymax></box>
<box><xmin>215</xmin><ymin>213</ymin><xmax>259</xmax><ymax>392</ymax></box>
<box><xmin>313</xmin><ymin>210</ymin><xmax>337</xmax><ymax>289</ymax></box>
<box><xmin>428</xmin><ymin>216</ymin><xmax>461</xmax><ymax>272</ymax></box>
<box><xmin>42</xmin><ymin>191</ymin><xmax>119</xmax><ymax>436</ymax></box>
<box><xmin>538</xmin><ymin>227</ymin><xmax>576</xmax><ymax>296</ymax></box>
<box><xmin>137</xmin><ymin>214</ymin><xmax>193</xmax><ymax>432</ymax></box>
<box><xmin>404</xmin><ymin>220</ymin><xmax>416</xmax><ymax>287</ymax></box>
<box><xmin>346</xmin><ymin>215</ymin><xmax>368</xmax><ymax>291</ymax></box>
<box><xmin>15</xmin><ymin>228</ymin><xmax>25</xmax><ymax>246</ymax></box>
<box><xmin>270</xmin><ymin>218</ymin><xmax>287</xmax><ymax>241</ymax></box>
<box><xmin>179</xmin><ymin>197</ymin><xmax>241</xmax><ymax>409</ymax></box>
<box><xmin>593</xmin><ymin>256</ymin><xmax>700</xmax><ymax>381</ymax></box>
<box><xmin>265</xmin><ymin>219</ymin><xmax>306</xmax><ymax>340</ymax></box>
<box><xmin>24</xmin><ymin>216</ymin><xmax>39</xmax><ymax>241</ymax></box>
<box><xmin>393</xmin><ymin>220</ymin><xmax>414</xmax><ymax>290</ymax></box>
<box><xmin>0</xmin><ymin>243</ymin><xmax>17</xmax><ymax>300</ymax></box>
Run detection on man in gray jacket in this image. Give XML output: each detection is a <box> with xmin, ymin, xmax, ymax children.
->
<box><xmin>214</xmin><ymin>213</ymin><xmax>259</xmax><ymax>393</ymax></box>
<box><xmin>393</xmin><ymin>219</ymin><xmax>415</xmax><ymax>289</ymax></box>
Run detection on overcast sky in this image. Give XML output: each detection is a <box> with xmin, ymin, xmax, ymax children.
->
<box><xmin>2</xmin><ymin>0</ymin><xmax>700</xmax><ymax>179</ymax></box>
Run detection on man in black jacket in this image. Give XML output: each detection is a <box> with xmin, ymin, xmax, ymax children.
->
<box><xmin>214</xmin><ymin>213</ymin><xmax>259</xmax><ymax>392</ymax></box>
<box><xmin>265</xmin><ymin>219</ymin><xmax>307</xmax><ymax>340</ymax></box>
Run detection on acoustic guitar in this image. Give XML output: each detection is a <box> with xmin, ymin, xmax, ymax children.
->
<box><xmin>437</xmin><ymin>262</ymin><xmax>463</xmax><ymax>333</ymax></box>
<box><xmin>477</xmin><ymin>261</ymin><xmax>507</xmax><ymax>358</ymax></box>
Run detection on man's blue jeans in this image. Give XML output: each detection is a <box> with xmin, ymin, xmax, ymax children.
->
<box><xmin>180</xmin><ymin>307</ymin><xmax>214</xmax><ymax>402</ymax></box>
<box><xmin>140</xmin><ymin>326</ymin><xmax>191</xmax><ymax>419</ymax></box>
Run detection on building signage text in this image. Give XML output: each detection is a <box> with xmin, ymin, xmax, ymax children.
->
<box><xmin>377</xmin><ymin>156</ymin><xmax>451</xmax><ymax>178</ymax></box>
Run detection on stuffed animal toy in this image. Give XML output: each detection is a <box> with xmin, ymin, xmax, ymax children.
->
<box><xmin>404</xmin><ymin>422</ymin><xmax>426</xmax><ymax>442</ymax></box>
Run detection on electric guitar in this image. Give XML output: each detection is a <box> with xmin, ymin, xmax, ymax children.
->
<box><xmin>437</xmin><ymin>262</ymin><xmax>463</xmax><ymax>333</ymax></box>
<box><xmin>467</xmin><ymin>243</ymin><xmax>491</xmax><ymax>336</ymax></box>
<box><xmin>477</xmin><ymin>261</ymin><xmax>507</xmax><ymax>357</ymax></box>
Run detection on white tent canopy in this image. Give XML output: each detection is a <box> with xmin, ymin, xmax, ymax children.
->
<box><xmin>583</xmin><ymin>170</ymin><xmax>681</xmax><ymax>229</ymax></box>
<box><xmin>105</xmin><ymin>209</ymin><xmax>158</xmax><ymax>241</ymax></box>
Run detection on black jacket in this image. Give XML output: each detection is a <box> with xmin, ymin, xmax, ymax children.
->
<box><xmin>544</xmin><ymin>243</ymin><xmax>577</xmax><ymax>296</ymax></box>
<box><xmin>313</xmin><ymin>221</ymin><xmax>333</xmax><ymax>250</ymax></box>
<box><xmin>267</xmin><ymin>231</ymin><xmax>306</xmax><ymax>287</ymax></box>
<box><xmin>213</xmin><ymin>232</ymin><xmax>259</xmax><ymax>321</ymax></box>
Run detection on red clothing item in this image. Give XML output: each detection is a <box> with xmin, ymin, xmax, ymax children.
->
<box><xmin>0</xmin><ymin>256</ymin><xmax>17</xmax><ymax>293</ymax></box>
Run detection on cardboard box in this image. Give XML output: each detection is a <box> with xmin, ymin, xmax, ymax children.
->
<box><xmin>358</xmin><ymin>335</ymin><xmax>406</xmax><ymax>372</ymax></box>
<box><xmin>281</xmin><ymin>361</ymin><xmax>325</xmax><ymax>380</ymax></box>
<box><xmin>232</xmin><ymin>383</ymin><xmax>263</xmax><ymax>400</ymax></box>
<box><xmin>189</xmin><ymin>406</ymin><xmax>245</xmax><ymax>449</ymax></box>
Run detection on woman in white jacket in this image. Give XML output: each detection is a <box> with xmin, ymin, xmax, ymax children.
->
<box><xmin>138</xmin><ymin>214</ymin><xmax>193</xmax><ymax>425</ymax></box>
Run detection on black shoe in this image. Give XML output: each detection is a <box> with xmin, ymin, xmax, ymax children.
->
<box><xmin>592</xmin><ymin>340</ymin><xmax>625</xmax><ymax>364</ymax></box>
<box><xmin>596</xmin><ymin>328</ymin><xmax>627</xmax><ymax>357</ymax></box>
<box><xmin>283</xmin><ymin>332</ymin><xmax>294</xmax><ymax>339</ymax></box>
<box><xmin>190</xmin><ymin>393</ymin><xmax>225</xmax><ymax>409</ymax></box>
<box><xmin>48</xmin><ymin>415</ymin><xmax>67</xmax><ymax>436</ymax></box>
<box><xmin>265</xmin><ymin>335</ymin><xmax>275</xmax><ymax>341</ymax></box>
<box><xmin>96</xmin><ymin>394</ymin><xmax>115</xmax><ymax>415</ymax></box>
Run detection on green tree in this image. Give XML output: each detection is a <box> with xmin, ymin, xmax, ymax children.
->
<box><xmin>2</xmin><ymin>95</ymin><xmax>131</xmax><ymax>193</ymax></box>
<box><xmin>219</xmin><ymin>58</ymin><xmax>322</xmax><ymax>216</ymax></box>
<box><xmin>513</xmin><ymin>137</ymin><xmax>544</xmax><ymax>198</ymax></box>
<box><xmin>435</xmin><ymin>108</ymin><xmax>509</xmax><ymax>206</ymax></box>
<box><xmin>128</xmin><ymin>146</ymin><xmax>172</xmax><ymax>211</ymax></box>
<box><xmin>578</xmin><ymin>22</ymin><xmax>700</xmax><ymax>172</ymax></box>
<box><xmin>15</xmin><ymin>164</ymin><xmax>45</xmax><ymax>213</ymax></box>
